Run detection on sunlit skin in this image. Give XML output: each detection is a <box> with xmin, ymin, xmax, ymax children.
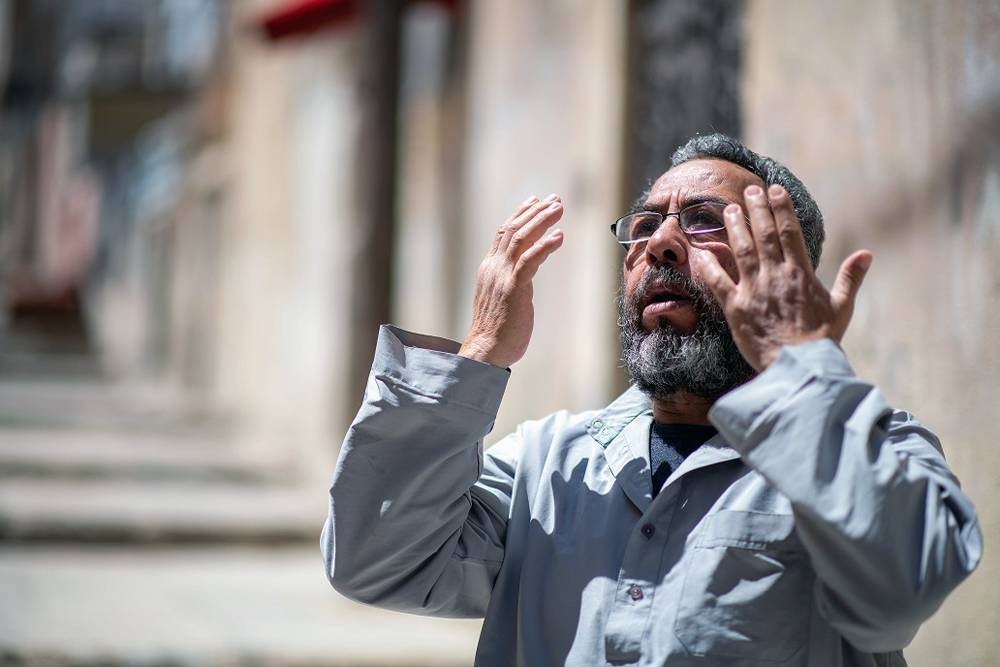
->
<box><xmin>459</xmin><ymin>159</ymin><xmax>873</xmax><ymax>429</ymax></box>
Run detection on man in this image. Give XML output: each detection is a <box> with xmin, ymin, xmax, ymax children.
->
<box><xmin>322</xmin><ymin>134</ymin><xmax>981</xmax><ymax>666</ymax></box>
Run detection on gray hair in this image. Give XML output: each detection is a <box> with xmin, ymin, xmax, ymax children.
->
<box><xmin>670</xmin><ymin>133</ymin><xmax>825</xmax><ymax>267</ymax></box>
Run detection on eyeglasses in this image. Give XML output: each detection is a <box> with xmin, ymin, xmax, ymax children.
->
<box><xmin>610</xmin><ymin>201</ymin><xmax>743</xmax><ymax>248</ymax></box>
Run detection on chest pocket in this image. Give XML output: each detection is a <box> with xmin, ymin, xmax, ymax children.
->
<box><xmin>673</xmin><ymin>510</ymin><xmax>812</xmax><ymax>662</ymax></box>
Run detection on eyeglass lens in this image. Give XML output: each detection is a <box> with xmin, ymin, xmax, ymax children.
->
<box><xmin>621</xmin><ymin>202</ymin><xmax>729</xmax><ymax>244</ymax></box>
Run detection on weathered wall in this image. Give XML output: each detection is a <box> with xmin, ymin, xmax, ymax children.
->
<box><xmin>214</xmin><ymin>0</ymin><xmax>361</xmax><ymax>478</ymax></box>
<box><xmin>199</xmin><ymin>0</ymin><xmax>629</xmax><ymax>477</ymax></box>
<box><xmin>447</xmin><ymin>0</ymin><xmax>627</xmax><ymax>440</ymax></box>
<box><xmin>743</xmin><ymin>1</ymin><xmax>1000</xmax><ymax>664</ymax></box>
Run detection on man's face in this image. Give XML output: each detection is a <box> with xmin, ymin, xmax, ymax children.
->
<box><xmin>618</xmin><ymin>159</ymin><xmax>763</xmax><ymax>400</ymax></box>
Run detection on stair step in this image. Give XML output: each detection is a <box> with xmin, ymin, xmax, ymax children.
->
<box><xmin>0</xmin><ymin>478</ymin><xmax>326</xmax><ymax>545</ymax></box>
<box><xmin>0</xmin><ymin>544</ymin><xmax>481</xmax><ymax>666</ymax></box>
<box><xmin>0</xmin><ymin>377</ymin><xmax>220</xmax><ymax>433</ymax></box>
<box><xmin>0</xmin><ymin>427</ymin><xmax>276</xmax><ymax>483</ymax></box>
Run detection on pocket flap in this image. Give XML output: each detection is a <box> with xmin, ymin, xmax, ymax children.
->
<box><xmin>697</xmin><ymin>511</ymin><xmax>799</xmax><ymax>550</ymax></box>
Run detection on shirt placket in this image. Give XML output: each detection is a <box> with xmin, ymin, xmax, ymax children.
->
<box><xmin>591</xmin><ymin>412</ymin><xmax>668</xmax><ymax>665</ymax></box>
<box><xmin>594</xmin><ymin>412</ymin><xmax>743</xmax><ymax>665</ymax></box>
<box><xmin>603</xmin><ymin>482</ymin><xmax>681</xmax><ymax>664</ymax></box>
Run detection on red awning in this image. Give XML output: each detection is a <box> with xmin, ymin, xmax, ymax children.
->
<box><xmin>255</xmin><ymin>0</ymin><xmax>459</xmax><ymax>41</ymax></box>
<box><xmin>257</xmin><ymin>0</ymin><xmax>357</xmax><ymax>41</ymax></box>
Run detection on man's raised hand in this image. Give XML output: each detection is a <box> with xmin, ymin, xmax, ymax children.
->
<box><xmin>700</xmin><ymin>184</ymin><xmax>873</xmax><ymax>372</ymax></box>
<box><xmin>458</xmin><ymin>194</ymin><xmax>565</xmax><ymax>368</ymax></box>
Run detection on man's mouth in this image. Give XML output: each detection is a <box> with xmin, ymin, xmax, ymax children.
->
<box><xmin>641</xmin><ymin>285</ymin><xmax>692</xmax><ymax>313</ymax></box>
<box><xmin>637</xmin><ymin>282</ymin><xmax>698</xmax><ymax>332</ymax></box>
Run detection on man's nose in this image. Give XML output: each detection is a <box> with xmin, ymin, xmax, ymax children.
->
<box><xmin>643</xmin><ymin>215</ymin><xmax>688</xmax><ymax>267</ymax></box>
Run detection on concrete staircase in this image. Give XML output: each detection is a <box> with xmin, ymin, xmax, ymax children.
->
<box><xmin>0</xmin><ymin>373</ymin><xmax>481</xmax><ymax>666</ymax></box>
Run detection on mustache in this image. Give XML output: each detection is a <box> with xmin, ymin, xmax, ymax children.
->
<box><xmin>625</xmin><ymin>265</ymin><xmax>716</xmax><ymax>321</ymax></box>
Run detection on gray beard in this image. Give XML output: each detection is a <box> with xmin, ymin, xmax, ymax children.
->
<box><xmin>618</xmin><ymin>266</ymin><xmax>754</xmax><ymax>401</ymax></box>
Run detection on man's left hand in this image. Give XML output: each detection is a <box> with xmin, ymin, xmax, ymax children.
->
<box><xmin>700</xmin><ymin>184</ymin><xmax>873</xmax><ymax>372</ymax></box>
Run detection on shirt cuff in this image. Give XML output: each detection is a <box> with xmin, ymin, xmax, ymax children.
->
<box><xmin>372</xmin><ymin>325</ymin><xmax>511</xmax><ymax>416</ymax></box>
<box><xmin>708</xmin><ymin>338</ymin><xmax>856</xmax><ymax>453</ymax></box>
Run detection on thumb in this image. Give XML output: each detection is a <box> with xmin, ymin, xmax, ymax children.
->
<box><xmin>830</xmin><ymin>250</ymin><xmax>873</xmax><ymax>313</ymax></box>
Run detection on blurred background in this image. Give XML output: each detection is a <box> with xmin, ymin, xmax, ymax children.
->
<box><xmin>0</xmin><ymin>0</ymin><xmax>996</xmax><ymax>665</ymax></box>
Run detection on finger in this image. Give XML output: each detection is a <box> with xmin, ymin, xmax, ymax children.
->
<box><xmin>698</xmin><ymin>250</ymin><xmax>736</xmax><ymax>303</ymax></box>
<box><xmin>508</xmin><ymin>195</ymin><xmax>542</xmax><ymax>222</ymax></box>
<box><xmin>491</xmin><ymin>195</ymin><xmax>540</xmax><ymax>253</ymax></box>
<box><xmin>723</xmin><ymin>203</ymin><xmax>758</xmax><ymax>278</ymax></box>
<box><xmin>744</xmin><ymin>184</ymin><xmax>783</xmax><ymax>264</ymax></box>
<box><xmin>768</xmin><ymin>184</ymin><xmax>810</xmax><ymax>266</ymax></box>
<box><xmin>508</xmin><ymin>200</ymin><xmax>563</xmax><ymax>258</ymax></box>
<box><xmin>513</xmin><ymin>229</ymin><xmax>564</xmax><ymax>284</ymax></box>
<box><xmin>498</xmin><ymin>194</ymin><xmax>559</xmax><ymax>253</ymax></box>
<box><xmin>830</xmin><ymin>250</ymin><xmax>874</xmax><ymax>313</ymax></box>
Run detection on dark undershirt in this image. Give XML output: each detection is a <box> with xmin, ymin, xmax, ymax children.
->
<box><xmin>649</xmin><ymin>422</ymin><xmax>718</xmax><ymax>498</ymax></box>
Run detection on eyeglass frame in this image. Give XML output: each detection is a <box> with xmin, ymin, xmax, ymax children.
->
<box><xmin>609</xmin><ymin>199</ymin><xmax>752</xmax><ymax>250</ymax></box>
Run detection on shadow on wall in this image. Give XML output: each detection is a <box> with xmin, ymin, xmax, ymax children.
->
<box><xmin>858</xmin><ymin>96</ymin><xmax>1000</xmax><ymax>242</ymax></box>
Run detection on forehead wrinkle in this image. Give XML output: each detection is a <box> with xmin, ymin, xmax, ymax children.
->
<box><xmin>645</xmin><ymin>159</ymin><xmax>763</xmax><ymax>212</ymax></box>
<box><xmin>643</xmin><ymin>184</ymin><xmax>692</xmax><ymax>214</ymax></box>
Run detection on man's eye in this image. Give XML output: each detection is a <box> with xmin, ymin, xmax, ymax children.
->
<box><xmin>631</xmin><ymin>217</ymin><xmax>661</xmax><ymax>239</ymax></box>
<box><xmin>683</xmin><ymin>209</ymin><xmax>724</xmax><ymax>232</ymax></box>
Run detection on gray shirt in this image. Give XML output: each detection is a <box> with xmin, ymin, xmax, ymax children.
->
<box><xmin>322</xmin><ymin>326</ymin><xmax>982</xmax><ymax>666</ymax></box>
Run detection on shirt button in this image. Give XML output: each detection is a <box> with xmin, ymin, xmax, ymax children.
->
<box><xmin>640</xmin><ymin>523</ymin><xmax>655</xmax><ymax>538</ymax></box>
<box><xmin>628</xmin><ymin>584</ymin><xmax>644</xmax><ymax>601</ymax></box>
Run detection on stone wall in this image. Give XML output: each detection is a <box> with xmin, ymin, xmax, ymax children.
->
<box><xmin>213</xmin><ymin>0</ymin><xmax>362</xmax><ymax>478</ymax></box>
<box><xmin>743</xmin><ymin>1</ymin><xmax>1000</xmax><ymax>664</ymax></box>
<box><xmin>448</xmin><ymin>0</ymin><xmax>627</xmax><ymax>440</ymax></box>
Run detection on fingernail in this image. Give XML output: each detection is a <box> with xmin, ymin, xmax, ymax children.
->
<box><xmin>858</xmin><ymin>253</ymin><xmax>873</xmax><ymax>271</ymax></box>
<box><xmin>768</xmin><ymin>184</ymin><xmax>784</xmax><ymax>198</ymax></box>
<box><xmin>547</xmin><ymin>201</ymin><xmax>562</xmax><ymax>210</ymax></box>
<box><xmin>523</xmin><ymin>195</ymin><xmax>539</xmax><ymax>205</ymax></box>
<box><xmin>725</xmin><ymin>203</ymin><xmax>741</xmax><ymax>216</ymax></box>
<box><xmin>544</xmin><ymin>193</ymin><xmax>559</xmax><ymax>202</ymax></box>
<box><xmin>745</xmin><ymin>185</ymin><xmax>762</xmax><ymax>198</ymax></box>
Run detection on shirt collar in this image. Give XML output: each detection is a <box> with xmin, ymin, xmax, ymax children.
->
<box><xmin>586</xmin><ymin>385</ymin><xmax>744</xmax><ymax>512</ymax></box>
<box><xmin>585</xmin><ymin>385</ymin><xmax>651</xmax><ymax>447</ymax></box>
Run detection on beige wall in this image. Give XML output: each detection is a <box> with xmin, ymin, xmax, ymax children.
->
<box><xmin>458</xmin><ymin>0</ymin><xmax>627</xmax><ymax>442</ymax></box>
<box><xmin>197</xmin><ymin>0</ymin><xmax>631</xmax><ymax>479</ymax></box>
<box><xmin>214</xmin><ymin>0</ymin><xmax>362</xmax><ymax>477</ymax></box>
<box><xmin>744</xmin><ymin>1</ymin><xmax>1000</xmax><ymax>664</ymax></box>
<box><xmin>393</xmin><ymin>5</ymin><xmax>459</xmax><ymax>336</ymax></box>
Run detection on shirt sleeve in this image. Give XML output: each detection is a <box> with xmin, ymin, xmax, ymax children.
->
<box><xmin>321</xmin><ymin>325</ymin><xmax>519</xmax><ymax>618</ymax></box>
<box><xmin>709</xmin><ymin>338</ymin><xmax>983</xmax><ymax>652</ymax></box>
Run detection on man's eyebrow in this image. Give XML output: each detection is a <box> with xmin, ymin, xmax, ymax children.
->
<box><xmin>630</xmin><ymin>194</ymin><xmax>730</xmax><ymax>215</ymax></box>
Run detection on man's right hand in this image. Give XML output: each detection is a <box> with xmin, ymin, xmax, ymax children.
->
<box><xmin>458</xmin><ymin>194</ymin><xmax>565</xmax><ymax>368</ymax></box>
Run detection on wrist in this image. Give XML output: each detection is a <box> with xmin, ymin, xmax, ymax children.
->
<box><xmin>755</xmin><ymin>332</ymin><xmax>835</xmax><ymax>371</ymax></box>
<box><xmin>458</xmin><ymin>338</ymin><xmax>509</xmax><ymax>369</ymax></box>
